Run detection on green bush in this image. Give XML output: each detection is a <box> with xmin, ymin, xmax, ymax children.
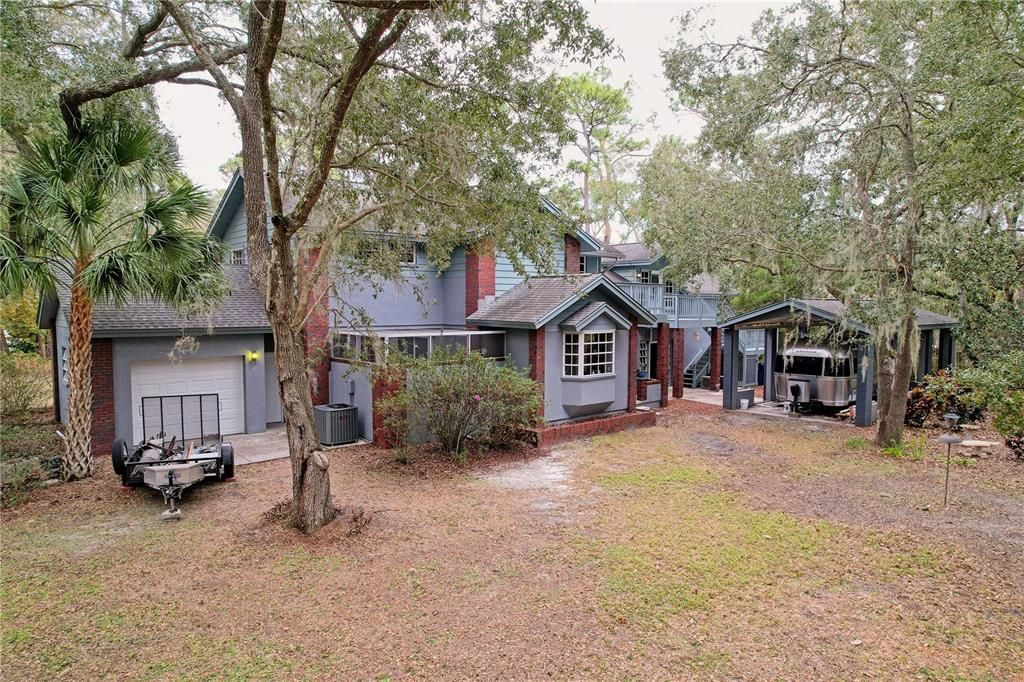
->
<box><xmin>957</xmin><ymin>352</ymin><xmax>1024</xmax><ymax>458</ymax></box>
<box><xmin>904</xmin><ymin>387</ymin><xmax>934</xmax><ymax>427</ymax></box>
<box><xmin>922</xmin><ymin>369</ymin><xmax>985</xmax><ymax>424</ymax></box>
<box><xmin>0</xmin><ymin>352</ymin><xmax>52</xmax><ymax>419</ymax></box>
<box><xmin>376</xmin><ymin>346</ymin><xmax>541</xmax><ymax>458</ymax></box>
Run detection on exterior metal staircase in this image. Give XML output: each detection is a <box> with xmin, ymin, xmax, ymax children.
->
<box><xmin>683</xmin><ymin>347</ymin><xmax>711</xmax><ymax>389</ymax></box>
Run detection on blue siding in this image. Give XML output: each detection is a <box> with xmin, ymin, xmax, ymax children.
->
<box><xmin>495</xmin><ymin>246</ymin><xmax>565</xmax><ymax>295</ymax></box>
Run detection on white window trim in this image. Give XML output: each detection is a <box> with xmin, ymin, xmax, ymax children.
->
<box><xmin>638</xmin><ymin>270</ymin><xmax>651</xmax><ymax>284</ymax></box>
<box><xmin>330</xmin><ymin>329</ymin><xmax>505</xmax><ymax>363</ymax></box>
<box><xmin>229</xmin><ymin>247</ymin><xmax>246</xmax><ymax>265</ymax></box>
<box><xmin>563</xmin><ymin>330</ymin><xmax>615</xmax><ymax>378</ymax></box>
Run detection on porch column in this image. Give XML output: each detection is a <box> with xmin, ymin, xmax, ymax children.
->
<box><xmin>671</xmin><ymin>328</ymin><xmax>684</xmax><ymax>399</ymax></box>
<box><xmin>528</xmin><ymin>328</ymin><xmax>545</xmax><ymax>419</ymax></box>
<box><xmin>854</xmin><ymin>343</ymin><xmax>875</xmax><ymax>427</ymax></box>
<box><xmin>627</xmin><ymin>322</ymin><xmax>638</xmax><ymax>412</ymax></box>
<box><xmin>709</xmin><ymin>326</ymin><xmax>722</xmax><ymax>390</ymax></box>
<box><xmin>917</xmin><ymin>329</ymin><xmax>933</xmax><ymax>382</ymax></box>
<box><xmin>722</xmin><ymin>326</ymin><xmax>741</xmax><ymax>410</ymax></box>
<box><xmin>938</xmin><ymin>328</ymin><xmax>955</xmax><ymax>372</ymax></box>
<box><xmin>765</xmin><ymin>327</ymin><xmax>777</xmax><ymax>402</ymax></box>
<box><xmin>658</xmin><ymin>322</ymin><xmax>670</xmax><ymax>407</ymax></box>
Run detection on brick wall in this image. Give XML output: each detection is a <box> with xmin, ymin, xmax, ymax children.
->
<box><xmin>528</xmin><ymin>328</ymin><xmax>545</xmax><ymax>419</ymax></box>
<box><xmin>371</xmin><ymin>367</ymin><xmax>403</xmax><ymax>448</ymax></box>
<box><xmin>465</xmin><ymin>239</ymin><xmax>496</xmax><ymax>318</ymax></box>
<box><xmin>532</xmin><ymin>410</ymin><xmax>656</xmax><ymax>448</ymax></box>
<box><xmin>671</xmin><ymin>328</ymin><xmax>684</xmax><ymax>399</ymax></box>
<box><xmin>91</xmin><ymin>339</ymin><xmax>114</xmax><ymax>456</ymax></box>
<box><xmin>709</xmin><ymin>326</ymin><xmax>722</xmax><ymax>391</ymax></box>
<box><xmin>657</xmin><ymin>322</ymin><xmax>670</xmax><ymax>407</ymax></box>
<box><xmin>564</xmin><ymin>235</ymin><xmax>581</xmax><ymax>273</ymax></box>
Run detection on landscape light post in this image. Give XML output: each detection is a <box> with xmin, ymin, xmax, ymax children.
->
<box><xmin>938</xmin><ymin>412</ymin><xmax>962</xmax><ymax>508</ymax></box>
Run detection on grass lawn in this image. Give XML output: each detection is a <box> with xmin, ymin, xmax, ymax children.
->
<box><xmin>2</xmin><ymin>402</ymin><xmax>1022</xmax><ymax>680</ymax></box>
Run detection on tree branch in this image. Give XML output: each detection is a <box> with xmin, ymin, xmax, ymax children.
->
<box><xmin>122</xmin><ymin>5</ymin><xmax>169</xmax><ymax>60</ymax></box>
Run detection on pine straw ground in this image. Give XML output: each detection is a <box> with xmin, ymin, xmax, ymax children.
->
<box><xmin>2</xmin><ymin>402</ymin><xmax>1022</xmax><ymax>681</ymax></box>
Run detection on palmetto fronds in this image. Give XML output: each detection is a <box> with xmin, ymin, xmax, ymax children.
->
<box><xmin>0</xmin><ymin>111</ymin><xmax>227</xmax><ymax>479</ymax></box>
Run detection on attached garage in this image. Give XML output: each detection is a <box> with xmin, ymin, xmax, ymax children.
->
<box><xmin>130</xmin><ymin>356</ymin><xmax>246</xmax><ymax>442</ymax></box>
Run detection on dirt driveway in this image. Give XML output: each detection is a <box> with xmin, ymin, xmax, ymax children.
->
<box><xmin>3</xmin><ymin>402</ymin><xmax>1022</xmax><ymax>680</ymax></box>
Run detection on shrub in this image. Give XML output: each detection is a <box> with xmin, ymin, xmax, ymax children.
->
<box><xmin>0</xmin><ymin>352</ymin><xmax>51</xmax><ymax>419</ymax></box>
<box><xmin>904</xmin><ymin>387</ymin><xmax>934</xmax><ymax>427</ymax></box>
<box><xmin>376</xmin><ymin>347</ymin><xmax>540</xmax><ymax>458</ymax></box>
<box><xmin>957</xmin><ymin>351</ymin><xmax>1024</xmax><ymax>457</ymax></box>
<box><xmin>922</xmin><ymin>369</ymin><xmax>984</xmax><ymax>424</ymax></box>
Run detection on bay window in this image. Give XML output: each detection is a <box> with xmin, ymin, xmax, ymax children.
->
<box><xmin>563</xmin><ymin>331</ymin><xmax>615</xmax><ymax>377</ymax></box>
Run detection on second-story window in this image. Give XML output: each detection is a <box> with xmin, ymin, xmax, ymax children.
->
<box><xmin>665</xmin><ymin>280</ymin><xmax>675</xmax><ymax>295</ymax></box>
<box><xmin>579</xmin><ymin>255</ymin><xmax>587</xmax><ymax>272</ymax></box>
<box><xmin>639</xmin><ymin>270</ymin><xmax>651</xmax><ymax>284</ymax></box>
<box><xmin>229</xmin><ymin>248</ymin><xmax>246</xmax><ymax>265</ymax></box>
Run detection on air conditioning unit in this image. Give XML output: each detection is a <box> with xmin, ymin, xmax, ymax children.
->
<box><xmin>313</xmin><ymin>403</ymin><xmax>359</xmax><ymax>446</ymax></box>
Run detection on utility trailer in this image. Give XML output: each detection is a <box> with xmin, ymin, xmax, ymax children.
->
<box><xmin>111</xmin><ymin>393</ymin><xmax>234</xmax><ymax>519</ymax></box>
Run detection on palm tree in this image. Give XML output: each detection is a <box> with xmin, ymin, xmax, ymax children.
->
<box><xmin>0</xmin><ymin>111</ymin><xmax>226</xmax><ymax>480</ymax></box>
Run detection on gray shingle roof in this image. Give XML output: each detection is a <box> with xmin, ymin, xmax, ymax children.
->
<box><xmin>609</xmin><ymin>242</ymin><xmax>655</xmax><ymax>263</ymax></box>
<box><xmin>58</xmin><ymin>265</ymin><xmax>270</xmax><ymax>336</ymax></box>
<box><xmin>467</xmin><ymin>273</ymin><xmax>658</xmax><ymax>328</ymax></box>
<box><xmin>723</xmin><ymin>298</ymin><xmax>956</xmax><ymax>332</ymax></box>
<box><xmin>467</xmin><ymin>274</ymin><xmax>600</xmax><ymax>326</ymax></box>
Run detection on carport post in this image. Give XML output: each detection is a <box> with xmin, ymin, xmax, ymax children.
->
<box><xmin>854</xmin><ymin>343</ymin><xmax>875</xmax><ymax>427</ymax></box>
<box><xmin>765</xmin><ymin>327</ymin><xmax>777</xmax><ymax>402</ymax></box>
<box><xmin>722</xmin><ymin>326</ymin><xmax>740</xmax><ymax>410</ymax></box>
<box><xmin>938</xmin><ymin>329</ymin><xmax>955</xmax><ymax>371</ymax></box>
<box><xmin>917</xmin><ymin>329</ymin><xmax>933</xmax><ymax>382</ymax></box>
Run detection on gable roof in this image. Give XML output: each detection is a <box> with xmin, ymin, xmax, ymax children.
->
<box><xmin>560</xmin><ymin>301</ymin><xmax>631</xmax><ymax>332</ymax></box>
<box><xmin>206</xmin><ymin>169</ymin><xmax>245</xmax><ymax>241</ymax></box>
<box><xmin>466</xmin><ymin>273</ymin><xmax>657</xmax><ymax>329</ymax></box>
<box><xmin>42</xmin><ymin>265</ymin><xmax>270</xmax><ymax>337</ymax></box>
<box><xmin>720</xmin><ymin>298</ymin><xmax>956</xmax><ymax>333</ymax></box>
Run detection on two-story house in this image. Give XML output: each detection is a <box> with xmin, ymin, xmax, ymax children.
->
<box><xmin>39</xmin><ymin>172</ymin><xmax>732</xmax><ymax>453</ymax></box>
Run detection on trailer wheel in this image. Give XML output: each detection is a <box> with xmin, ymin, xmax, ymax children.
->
<box><xmin>219</xmin><ymin>443</ymin><xmax>235</xmax><ymax>480</ymax></box>
<box><xmin>111</xmin><ymin>439</ymin><xmax>128</xmax><ymax>476</ymax></box>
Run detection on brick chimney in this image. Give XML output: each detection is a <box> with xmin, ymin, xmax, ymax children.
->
<box><xmin>564</xmin><ymin>234</ymin><xmax>581</xmax><ymax>273</ymax></box>
<box><xmin>465</xmin><ymin>239</ymin><xmax>496</xmax><ymax>318</ymax></box>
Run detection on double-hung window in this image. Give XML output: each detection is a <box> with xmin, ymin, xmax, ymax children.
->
<box><xmin>563</xmin><ymin>331</ymin><xmax>615</xmax><ymax>377</ymax></box>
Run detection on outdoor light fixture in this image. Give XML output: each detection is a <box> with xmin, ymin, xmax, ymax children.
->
<box><xmin>938</xmin><ymin>412</ymin><xmax>962</xmax><ymax>507</ymax></box>
<box><xmin>246</xmin><ymin>350</ymin><xmax>261</xmax><ymax>362</ymax></box>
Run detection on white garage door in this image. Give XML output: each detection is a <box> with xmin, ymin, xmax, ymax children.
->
<box><xmin>131</xmin><ymin>356</ymin><xmax>245</xmax><ymax>442</ymax></box>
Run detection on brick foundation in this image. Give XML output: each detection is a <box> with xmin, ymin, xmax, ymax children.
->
<box><xmin>657</xmin><ymin>322</ymin><xmax>670</xmax><ymax>407</ymax></box>
<box><xmin>465</xmin><ymin>239</ymin><xmax>496</xmax><ymax>318</ymax></box>
<box><xmin>91</xmin><ymin>339</ymin><xmax>114</xmax><ymax>456</ymax></box>
<box><xmin>671</xmin><ymin>328</ymin><xmax>684</xmax><ymax>399</ymax></box>
<box><xmin>564</xmin><ymin>235</ymin><xmax>581</xmax><ymax>273</ymax></box>
<box><xmin>529</xmin><ymin>410</ymin><xmax>656</xmax><ymax>448</ymax></box>
<box><xmin>528</xmin><ymin>328</ymin><xmax>545</xmax><ymax>418</ymax></box>
<box><xmin>627</xmin><ymin>323</ymin><xmax>638</xmax><ymax>412</ymax></box>
<box><xmin>709</xmin><ymin>326</ymin><xmax>722</xmax><ymax>391</ymax></box>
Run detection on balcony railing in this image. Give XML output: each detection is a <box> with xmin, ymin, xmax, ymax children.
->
<box><xmin>616</xmin><ymin>283</ymin><xmax>726</xmax><ymax>324</ymax></box>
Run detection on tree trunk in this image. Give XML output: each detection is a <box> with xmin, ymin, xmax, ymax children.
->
<box><xmin>875</xmin><ymin>101</ymin><xmax>922</xmax><ymax>446</ymax></box>
<box><xmin>64</xmin><ymin>273</ymin><xmax>94</xmax><ymax>479</ymax></box>
<box><xmin>267</xmin><ymin>228</ymin><xmax>335</xmax><ymax>531</ymax></box>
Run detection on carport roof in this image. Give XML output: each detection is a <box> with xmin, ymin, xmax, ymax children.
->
<box><xmin>719</xmin><ymin>298</ymin><xmax>956</xmax><ymax>333</ymax></box>
<box><xmin>44</xmin><ymin>265</ymin><xmax>271</xmax><ymax>337</ymax></box>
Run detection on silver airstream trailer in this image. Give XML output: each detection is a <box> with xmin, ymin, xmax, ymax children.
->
<box><xmin>773</xmin><ymin>344</ymin><xmax>856</xmax><ymax>409</ymax></box>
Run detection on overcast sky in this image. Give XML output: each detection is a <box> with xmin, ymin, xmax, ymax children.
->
<box><xmin>154</xmin><ymin>1</ymin><xmax>789</xmax><ymax>191</ymax></box>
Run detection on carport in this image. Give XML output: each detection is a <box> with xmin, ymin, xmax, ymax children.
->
<box><xmin>717</xmin><ymin>298</ymin><xmax>956</xmax><ymax>427</ymax></box>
